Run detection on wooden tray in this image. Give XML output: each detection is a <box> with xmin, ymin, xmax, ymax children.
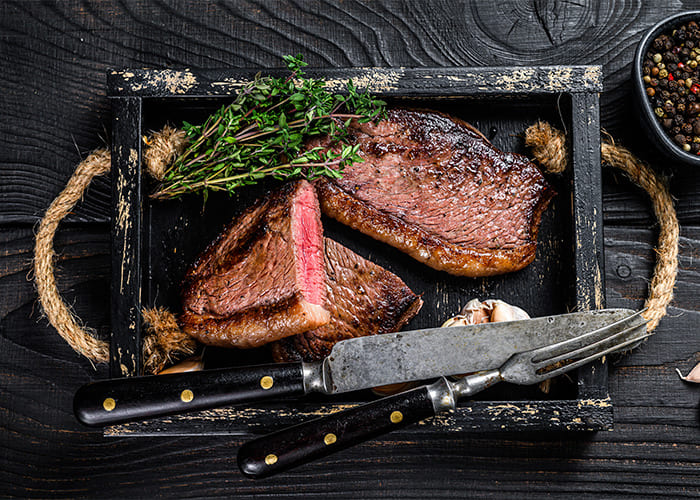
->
<box><xmin>106</xmin><ymin>66</ymin><xmax>607</xmax><ymax>436</ymax></box>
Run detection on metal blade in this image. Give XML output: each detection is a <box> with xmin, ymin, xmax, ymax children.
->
<box><xmin>325</xmin><ymin>308</ymin><xmax>635</xmax><ymax>394</ymax></box>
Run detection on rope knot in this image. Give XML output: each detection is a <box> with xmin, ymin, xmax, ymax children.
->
<box><xmin>525</xmin><ymin>121</ymin><xmax>567</xmax><ymax>174</ymax></box>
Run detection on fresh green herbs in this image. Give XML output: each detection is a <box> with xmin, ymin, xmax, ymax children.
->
<box><xmin>152</xmin><ymin>55</ymin><xmax>386</xmax><ymax>200</ymax></box>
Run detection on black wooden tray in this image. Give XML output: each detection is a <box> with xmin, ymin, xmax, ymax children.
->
<box><xmin>106</xmin><ymin>66</ymin><xmax>607</xmax><ymax>436</ymax></box>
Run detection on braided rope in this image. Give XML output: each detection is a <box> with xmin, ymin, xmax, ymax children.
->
<box><xmin>525</xmin><ymin>121</ymin><xmax>678</xmax><ymax>332</ymax></box>
<box><xmin>33</xmin><ymin>121</ymin><xmax>678</xmax><ymax>372</ymax></box>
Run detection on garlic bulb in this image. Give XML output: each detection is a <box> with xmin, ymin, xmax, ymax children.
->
<box><xmin>441</xmin><ymin>299</ymin><xmax>530</xmax><ymax>327</ymax></box>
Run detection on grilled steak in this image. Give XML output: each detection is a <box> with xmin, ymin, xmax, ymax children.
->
<box><xmin>180</xmin><ymin>180</ymin><xmax>330</xmax><ymax>348</ymax></box>
<box><xmin>312</xmin><ymin>109</ymin><xmax>555</xmax><ymax>277</ymax></box>
<box><xmin>271</xmin><ymin>238</ymin><xmax>423</xmax><ymax>362</ymax></box>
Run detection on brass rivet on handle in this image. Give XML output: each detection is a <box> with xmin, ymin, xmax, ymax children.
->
<box><xmin>390</xmin><ymin>411</ymin><xmax>403</xmax><ymax>424</ymax></box>
<box><xmin>324</xmin><ymin>433</ymin><xmax>337</xmax><ymax>445</ymax></box>
<box><xmin>180</xmin><ymin>389</ymin><xmax>194</xmax><ymax>402</ymax></box>
<box><xmin>103</xmin><ymin>398</ymin><xmax>116</xmax><ymax>411</ymax></box>
<box><xmin>260</xmin><ymin>376</ymin><xmax>274</xmax><ymax>390</ymax></box>
<box><xmin>265</xmin><ymin>454</ymin><xmax>278</xmax><ymax>465</ymax></box>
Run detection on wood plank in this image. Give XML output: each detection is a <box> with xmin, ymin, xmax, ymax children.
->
<box><xmin>1</xmin><ymin>1</ymin><xmax>698</xmax><ymax>225</ymax></box>
<box><xmin>110</xmin><ymin>97</ymin><xmax>142</xmax><ymax>377</ymax></box>
<box><xmin>1</xmin><ymin>1</ymin><xmax>699</xmax><ymax>497</ymax></box>
<box><xmin>604</xmin><ymin>226</ymin><xmax>699</xmax><ymax>367</ymax></box>
<box><xmin>1</xmin><ymin>222</ymin><xmax>697</xmax><ymax>496</ymax></box>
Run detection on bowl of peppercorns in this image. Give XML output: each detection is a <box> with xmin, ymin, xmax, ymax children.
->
<box><xmin>634</xmin><ymin>12</ymin><xmax>700</xmax><ymax>166</ymax></box>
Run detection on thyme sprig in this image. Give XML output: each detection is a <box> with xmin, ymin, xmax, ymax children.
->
<box><xmin>152</xmin><ymin>55</ymin><xmax>386</xmax><ymax>200</ymax></box>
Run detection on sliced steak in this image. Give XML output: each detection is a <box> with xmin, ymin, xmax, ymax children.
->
<box><xmin>180</xmin><ymin>180</ymin><xmax>330</xmax><ymax>348</ymax></box>
<box><xmin>271</xmin><ymin>238</ymin><xmax>423</xmax><ymax>362</ymax></box>
<box><xmin>312</xmin><ymin>109</ymin><xmax>555</xmax><ymax>277</ymax></box>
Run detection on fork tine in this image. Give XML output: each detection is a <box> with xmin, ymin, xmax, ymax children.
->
<box><xmin>528</xmin><ymin>330</ymin><xmax>652</xmax><ymax>382</ymax></box>
<box><xmin>532</xmin><ymin>320</ymin><xmax>648</xmax><ymax>371</ymax></box>
<box><xmin>531</xmin><ymin>309</ymin><xmax>648</xmax><ymax>363</ymax></box>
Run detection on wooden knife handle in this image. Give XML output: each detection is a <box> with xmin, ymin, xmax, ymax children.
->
<box><xmin>73</xmin><ymin>362</ymin><xmax>304</xmax><ymax>426</ymax></box>
<box><xmin>238</xmin><ymin>380</ymin><xmax>452</xmax><ymax>479</ymax></box>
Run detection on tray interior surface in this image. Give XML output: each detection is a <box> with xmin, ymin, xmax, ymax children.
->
<box><xmin>141</xmin><ymin>94</ymin><xmax>578</xmax><ymax>404</ymax></box>
<box><xmin>107</xmin><ymin>66</ymin><xmax>606</xmax><ymax>435</ymax></box>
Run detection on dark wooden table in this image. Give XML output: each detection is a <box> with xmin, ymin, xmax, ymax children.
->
<box><xmin>1</xmin><ymin>1</ymin><xmax>698</xmax><ymax>497</ymax></box>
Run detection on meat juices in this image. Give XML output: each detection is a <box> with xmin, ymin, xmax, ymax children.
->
<box><xmin>179</xmin><ymin>180</ymin><xmax>330</xmax><ymax>348</ymax></box>
<box><xmin>312</xmin><ymin>109</ymin><xmax>555</xmax><ymax>277</ymax></box>
<box><xmin>271</xmin><ymin>238</ymin><xmax>423</xmax><ymax>362</ymax></box>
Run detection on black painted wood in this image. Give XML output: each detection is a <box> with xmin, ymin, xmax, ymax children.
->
<box><xmin>570</xmin><ymin>91</ymin><xmax>608</xmax><ymax>401</ymax></box>
<box><xmin>108</xmin><ymin>66</ymin><xmax>607</xmax><ymax>434</ymax></box>
<box><xmin>110</xmin><ymin>97</ymin><xmax>142</xmax><ymax>378</ymax></box>
<box><xmin>1</xmin><ymin>1</ymin><xmax>699</xmax><ymax>498</ymax></box>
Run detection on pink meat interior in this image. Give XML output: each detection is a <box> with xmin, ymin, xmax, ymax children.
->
<box><xmin>292</xmin><ymin>184</ymin><xmax>325</xmax><ymax>306</ymax></box>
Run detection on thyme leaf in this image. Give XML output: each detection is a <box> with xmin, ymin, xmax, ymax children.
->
<box><xmin>152</xmin><ymin>55</ymin><xmax>386</xmax><ymax>199</ymax></box>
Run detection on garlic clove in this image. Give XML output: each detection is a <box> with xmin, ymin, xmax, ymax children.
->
<box><xmin>442</xmin><ymin>299</ymin><xmax>532</xmax><ymax>381</ymax></box>
<box><xmin>454</xmin><ymin>299</ymin><xmax>530</xmax><ymax>326</ymax></box>
<box><xmin>676</xmin><ymin>361</ymin><xmax>700</xmax><ymax>383</ymax></box>
<box><xmin>158</xmin><ymin>356</ymin><xmax>205</xmax><ymax>374</ymax></box>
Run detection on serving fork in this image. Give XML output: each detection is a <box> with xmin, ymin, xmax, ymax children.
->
<box><xmin>238</xmin><ymin>310</ymin><xmax>649</xmax><ymax>478</ymax></box>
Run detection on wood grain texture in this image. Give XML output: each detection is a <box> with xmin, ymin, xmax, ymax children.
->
<box><xmin>1</xmin><ymin>225</ymin><xmax>698</xmax><ymax>498</ymax></box>
<box><xmin>110</xmin><ymin>67</ymin><xmax>608</xmax><ymax>429</ymax></box>
<box><xmin>1</xmin><ymin>1</ymin><xmax>699</xmax><ymax>498</ymax></box>
<box><xmin>0</xmin><ymin>0</ymin><xmax>698</xmax><ymax>224</ymax></box>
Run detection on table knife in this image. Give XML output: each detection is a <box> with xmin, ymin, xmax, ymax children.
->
<box><xmin>238</xmin><ymin>309</ymin><xmax>649</xmax><ymax>478</ymax></box>
<box><xmin>74</xmin><ymin>308</ymin><xmax>633</xmax><ymax>426</ymax></box>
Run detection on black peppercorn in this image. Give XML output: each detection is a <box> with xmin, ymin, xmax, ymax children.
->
<box><xmin>642</xmin><ymin>21</ymin><xmax>700</xmax><ymax>153</ymax></box>
<box><xmin>694</xmin><ymin>119</ymin><xmax>700</xmax><ymax>135</ymax></box>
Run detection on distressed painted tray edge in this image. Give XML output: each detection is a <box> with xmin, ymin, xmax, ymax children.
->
<box><xmin>107</xmin><ymin>65</ymin><xmax>608</xmax><ymax>436</ymax></box>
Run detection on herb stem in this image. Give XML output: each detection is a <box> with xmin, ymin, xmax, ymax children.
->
<box><xmin>154</xmin><ymin>55</ymin><xmax>386</xmax><ymax>200</ymax></box>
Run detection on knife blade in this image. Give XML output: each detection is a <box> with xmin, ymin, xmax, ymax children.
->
<box><xmin>73</xmin><ymin>308</ymin><xmax>633</xmax><ymax>426</ymax></box>
<box><xmin>237</xmin><ymin>309</ymin><xmax>649</xmax><ymax>478</ymax></box>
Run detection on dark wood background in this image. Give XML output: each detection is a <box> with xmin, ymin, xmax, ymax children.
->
<box><xmin>1</xmin><ymin>1</ymin><xmax>698</xmax><ymax>497</ymax></box>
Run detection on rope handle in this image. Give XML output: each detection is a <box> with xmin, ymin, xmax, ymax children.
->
<box><xmin>33</xmin><ymin>122</ymin><xmax>679</xmax><ymax>372</ymax></box>
<box><xmin>525</xmin><ymin>122</ymin><xmax>679</xmax><ymax>332</ymax></box>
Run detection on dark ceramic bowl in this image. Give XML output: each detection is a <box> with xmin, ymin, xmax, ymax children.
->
<box><xmin>633</xmin><ymin>11</ymin><xmax>700</xmax><ymax>167</ymax></box>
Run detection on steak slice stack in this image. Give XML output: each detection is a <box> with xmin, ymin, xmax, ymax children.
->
<box><xmin>271</xmin><ymin>238</ymin><xmax>423</xmax><ymax>362</ymax></box>
<box><xmin>180</xmin><ymin>180</ymin><xmax>330</xmax><ymax>348</ymax></box>
<box><xmin>312</xmin><ymin>109</ymin><xmax>555</xmax><ymax>277</ymax></box>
